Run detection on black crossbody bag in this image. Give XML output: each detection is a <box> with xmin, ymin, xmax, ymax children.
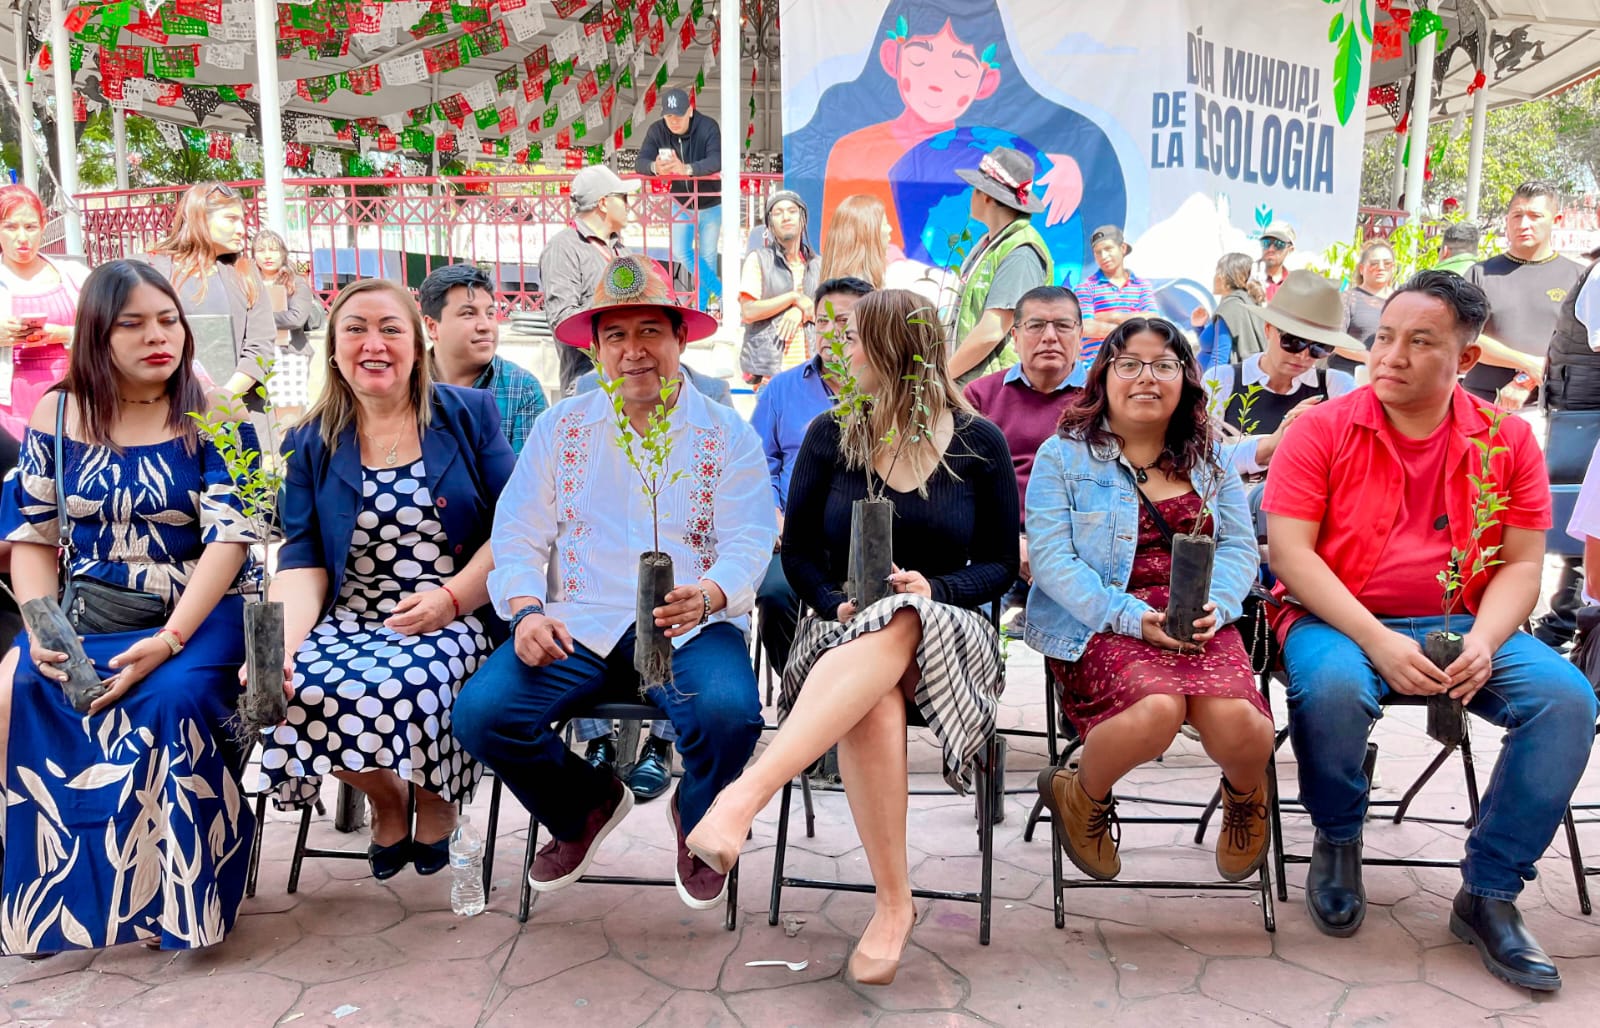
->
<box><xmin>54</xmin><ymin>400</ymin><xmax>170</xmax><ymax>635</ymax></box>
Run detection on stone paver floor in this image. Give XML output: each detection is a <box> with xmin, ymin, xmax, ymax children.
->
<box><xmin>6</xmin><ymin>644</ymin><xmax>1600</xmax><ymax>1027</ymax></box>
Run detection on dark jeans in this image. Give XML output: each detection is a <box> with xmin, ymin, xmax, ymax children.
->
<box><xmin>755</xmin><ymin>552</ymin><xmax>801</xmax><ymax>673</ymax></box>
<box><xmin>1282</xmin><ymin>614</ymin><xmax>1597</xmax><ymax>900</ymax></box>
<box><xmin>1534</xmin><ymin>557</ymin><xmax>1585</xmax><ymax>648</ymax></box>
<box><xmin>453</xmin><ymin>623</ymin><xmax>762</xmax><ymax>840</ymax></box>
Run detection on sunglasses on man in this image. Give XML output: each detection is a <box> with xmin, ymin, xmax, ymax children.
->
<box><xmin>1278</xmin><ymin>333</ymin><xmax>1335</xmax><ymax>359</ymax></box>
<box><xmin>1261</xmin><ymin>238</ymin><xmax>1291</xmax><ymax>251</ymax></box>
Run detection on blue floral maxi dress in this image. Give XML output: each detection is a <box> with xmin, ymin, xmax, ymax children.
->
<box><xmin>0</xmin><ymin>429</ymin><xmax>260</xmax><ymax>954</ymax></box>
<box><xmin>256</xmin><ymin>461</ymin><xmax>488</xmax><ymax>809</ymax></box>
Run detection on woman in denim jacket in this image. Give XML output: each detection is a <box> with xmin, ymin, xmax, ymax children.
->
<box><xmin>1027</xmin><ymin>317</ymin><xmax>1273</xmax><ymax>886</ymax></box>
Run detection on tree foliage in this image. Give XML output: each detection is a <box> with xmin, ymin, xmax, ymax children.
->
<box><xmin>76</xmin><ymin>109</ymin><xmax>261</xmax><ymax>190</ymax></box>
<box><xmin>1360</xmin><ymin>79</ymin><xmax>1600</xmax><ymax>218</ymax></box>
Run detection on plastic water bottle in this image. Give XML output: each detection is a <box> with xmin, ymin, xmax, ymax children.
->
<box><xmin>448</xmin><ymin>817</ymin><xmax>485</xmax><ymax>917</ymax></box>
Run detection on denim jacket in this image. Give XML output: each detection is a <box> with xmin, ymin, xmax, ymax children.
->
<box><xmin>1024</xmin><ymin>432</ymin><xmax>1258</xmax><ymax>662</ymax></box>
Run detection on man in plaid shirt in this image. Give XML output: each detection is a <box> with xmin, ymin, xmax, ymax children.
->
<box><xmin>421</xmin><ymin>264</ymin><xmax>548</xmax><ymax>454</ymax></box>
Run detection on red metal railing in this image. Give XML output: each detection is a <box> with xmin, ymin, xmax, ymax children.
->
<box><xmin>72</xmin><ymin>173</ymin><xmax>785</xmax><ymax>315</ymax></box>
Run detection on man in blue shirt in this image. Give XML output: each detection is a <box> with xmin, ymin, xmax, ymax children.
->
<box><xmin>748</xmin><ymin>277</ymin><xmax>874</xmax><ymax>670</ymax></box>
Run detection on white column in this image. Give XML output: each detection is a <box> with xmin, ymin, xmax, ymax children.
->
<box><xmin>253</xmin><ymin>0</ymin><xmax>287</xmax><ymax>233</ymax></box>
<box><xmin>1465</xmin><ymin>51</ymin><xmax>1493</xmax><ymax>222</ymax></box>
<box><xmin>717</xmin><ymin>1</ymin><xmax>740</xmax><ymax>329</ymax></box>
<box><xmin>1389</xmin><ymin>128</ymin><xmax>1407</xmax><ymax>207</ymax></box>
<box><xmin>48</xmin><ymin>0</ymin><xmax>81</xmax><ymax>252</ymax></box>
<box><xmin>13</xmin><ymin>9</ymin><xmax>36</xmax><ymax>192</ymax></box>
<box><xmin>1403</xmin><ymin>20</ymin><xmax>1438</xmax><ymax>220</ymax></box>
<box><xmin>111</xmin><ymin>107</ymin><xmax>129</xmax><ymax>190</ymax></box>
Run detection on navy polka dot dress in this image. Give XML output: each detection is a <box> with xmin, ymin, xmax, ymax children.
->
<box><xmin>257</xmin><ymin>460</ymin><xmax>488</xmax><ymax>807</ymax></box>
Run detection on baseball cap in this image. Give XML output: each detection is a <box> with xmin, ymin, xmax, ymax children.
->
<box><xmin>570</xmin><ymin>165</ymin><xmax>640</xmax><ymax>210</ymax></box>
<box><xmin>662</xmin><ymin>88</ymin><xmax>691</xmax><ymax>115</ymax></box>
<box><xmin>1261</xmin><ymin>221</ymin><xmax>1297</xmax><ymax>245</ymax></box>
<box><xmin>1089</xmin><ymin>225</ymin><xmax>1130</xmax><ymax>255</ymax></box>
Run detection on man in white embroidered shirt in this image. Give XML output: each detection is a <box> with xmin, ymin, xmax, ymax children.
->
<box><xmin>455</xmin><ymin>256</ymin><xmax>776</xmax><ymax>912</ymax></box>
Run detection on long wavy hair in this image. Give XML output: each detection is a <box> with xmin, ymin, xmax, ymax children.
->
<box><xmin>819</xmin><ymin>194</ymin><xmax>888</xmax><ymax>288</ymax></box>
<box><xmin>147</xmin><ymin>182</ymin><xmax>259</xmax><ymax>307</ymax></box>
<box><xmin>1216</xmin><ymin>252</ymin><xmax>1264</xmax><ymax>303</ymax></box>
<box><xmin>306</xmin><ymin>279</ymin><xmax>434</xmax><ymax>449</ymax></box>
<box><xmin>1057</xmin><ymin>316</ymin><xmax>1215</xmax><ymax>478</ymax></box>
<box><xmin>251</xmin><ymin>228</ymin><xmax>300</xmax><ymax>291</ymax></box>
<box><xmin>838</xmin><ymin>288</ymin><xmax>973</xmax><ymax>491</ymax></box>
<box><xmin>57</xmin><ymin>260</ymin><xmax>205</xmax><ymax>453</ymax></box>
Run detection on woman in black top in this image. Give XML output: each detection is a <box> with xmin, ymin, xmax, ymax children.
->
<box><xmin>687</xmin><ymin>289</ymin><xmax>1018</xmax><ymax>985</ymax></box>
<box><xmin>1334</xmin><ymin>240</ymin><xmax>1395</xmax><ymax>375</ymax></box>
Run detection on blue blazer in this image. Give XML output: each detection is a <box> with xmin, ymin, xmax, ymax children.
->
<box><xmin>278</xmin><ymin>384</ymin><xmax>517</xmax><ymax>626</ymax></box>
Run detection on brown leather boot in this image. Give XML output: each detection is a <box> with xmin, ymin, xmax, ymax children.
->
<box><xmin>1037</xmin><ymin>766</ymin><xmax>1120</xmax><ymax>880</ymax></box>
<box><xmin>1216</xmin><ymin>776</ymin><xmax>1270</xmax><ymax>882</ymax></box>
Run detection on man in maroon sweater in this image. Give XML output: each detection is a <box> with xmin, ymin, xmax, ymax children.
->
<box><xmin>964</xmin><ymin>285</ymin><xmax>1083</xmax><ymax>633</ymax></box>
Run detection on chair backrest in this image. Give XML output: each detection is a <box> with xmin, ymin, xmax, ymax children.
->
<box><xmin>1551</xmin><ymin>484</ymin><xmax>1586</xmax><ymax>559</ymax></box>
<box><xmin>1546</xmin><ymin>409</ymin><xmax>1600</xmax><ymax>485</ymax></box>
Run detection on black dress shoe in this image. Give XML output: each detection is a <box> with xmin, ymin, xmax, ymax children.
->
<box><xmin>584</xmin><ymin>735</ymin><xmax>618</xmax><ymax>774</ymax></box>
<box><xmin>367</xmin><ymin>834</ymin><xmax>413</xmax><ymax>881</ymax></box>
<box><xmin>1450</xmin><ymin>889</ymin><xmax>1562</xmax><ymax>991</ymax></box>
<box><xmin>412</xmin><ymin>835</ymin><xmax>452</xmax><ymax>876</ymax></box>
<box><xmin>625</xmin><ymin>737</ymin><xmax>674</xmax><ymax>801</ymax></box>
<box><xmin>1306</xmin><ymin>833</ymin><xmax>1366</xmax><ymax>937</ymax></box>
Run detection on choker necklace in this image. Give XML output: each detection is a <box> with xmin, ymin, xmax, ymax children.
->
<box><xmin>119</xmin><ymin>395</ymin><xmax>166</xmax><ymax>405</ymax></box>
<box><xmin>1131</xmin><ymin>457</ymin><xmax>1162</xmax><ymax>484</ymax></box>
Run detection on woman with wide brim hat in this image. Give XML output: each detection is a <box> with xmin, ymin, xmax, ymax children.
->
<box><xmin>1210</xmin><ymin>269</ymin><xmax>1360</xmax><ymax>477</ymax></box>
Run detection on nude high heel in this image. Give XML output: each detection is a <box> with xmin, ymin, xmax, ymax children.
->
<box><xmin>683</xmin><ymin>796</ymin><xmax>743</xmax><ymax>874</ymax></box>
<box><xmin>847</xmin><ymin>907</ymin><xmax>917</xmax><ymax>987</ymax></box>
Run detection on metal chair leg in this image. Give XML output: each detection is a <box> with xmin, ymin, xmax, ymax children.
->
<box><xmin>1392</xmin><ymin>742</ymin><xmax>1457</xmax><ymax>824</ymax></box>
<box><xmin>518</xmin><ymin>819</ymin><xmax>539</xmax><ymax>923</ymax></box>
<box><xmin>977</xmin><ymin>736</ymin><xmax>997</xmax><ymax>946</ymax></box>
<box><xmin>482</xmin><ymin>776</ymin><xmax>503</xmax><ymax>893</ymax></box>
<box><xmin>799</xmin><ymin>771</ymin><xmax>815</xmax><ymax>839</ymax></box>
<box><xmin>724</xmin><ymin>863</ymin><xmax>739</xmax><ymax>932</ymax></box>
<box><xmin>287</xmin><ymin>803</ymin><xmax>315</xmax><ymax>895</ymax></box>
<box><xmin>1564</xmin><ymin>806</ymin><xmax>1592</xmax><ymax>916</ymax></box>
<box><xmin>1459</xmin><ymin>729</ymin><xmax>1482</xmax><ymax>827</ymax></box>
<box><xmin>768</xmin><ymin>778</ymin><xmax>793</xmax><ymax>927</ymax></box>
<box><xmin>246</xmin><ymin>791</ymin><xmax>269</xmax><ymax>899</ymax></box>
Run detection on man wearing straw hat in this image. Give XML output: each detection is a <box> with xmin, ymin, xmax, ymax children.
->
<box><xmin>1207</xmin><ymin>270</ymin><xmax>1358</xmax><ymax>479</ymax></box>
<box><xmin>454</xmin><ymin>255</ymin><xmax>777</xmax><ymax>911</ymax></box>
<box><xmin>947</xmin><ymin>145</ymin><xmax>1054</xmax><ymax>386</ymax></box>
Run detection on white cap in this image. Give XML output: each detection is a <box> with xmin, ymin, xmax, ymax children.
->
<box><xmin>570</xmin><ymin>165</ymin><xmax>641</xmax><ymax>210</ymax></box>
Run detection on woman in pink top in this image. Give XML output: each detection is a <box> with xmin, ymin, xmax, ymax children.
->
<box><xmin>0</xmin><ymin>185</ymin><xmax>87</xmax><ymax>438</ymax></box>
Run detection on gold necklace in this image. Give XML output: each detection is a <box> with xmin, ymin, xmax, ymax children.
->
<box><xmin>361</xmin><ymin>426</ymin><xmax>406</xmax><ymax>466</ymax></box>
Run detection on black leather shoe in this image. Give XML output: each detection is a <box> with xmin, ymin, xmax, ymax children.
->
<box><xmin>625</xmin><ymin>737</ymin><xmax>674</xmax><ymax>801</ymax></box>
<box><xmin>1450</xmin><ymin>889</ymin><xmax>1562</xmax><ymax>991</ymax></box>
<box><xmin>584</xmin><ymin>735</ymin><xmax>618</xmax><ymax>774</ymax></box>
<box><xmin>1306</xmin><ymin>833</ymin><xmax>1366</xmax><ymax>937</ymax></box>
<box><xmin>367</xmin><ymin>834</ymin><xmax>413</xmax><ymax>881</ymax></box>
<box><xmin>412</xmin><ymin>835</ymin><xmax>452</xmax><ymax>876</ymax></box>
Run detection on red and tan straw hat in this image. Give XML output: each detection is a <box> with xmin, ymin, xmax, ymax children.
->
<box><xmin>553</xmin><ymin>254</ymin><xmax>719</xmax><ymax>349</ymax></box>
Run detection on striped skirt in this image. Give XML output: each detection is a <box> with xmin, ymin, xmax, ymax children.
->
<box><xmin>779</xmin><ymin>594</ymin><xmax>1004</xmax><ymax>795</ymax></box>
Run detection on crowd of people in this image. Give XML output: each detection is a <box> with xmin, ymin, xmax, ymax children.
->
<box><xmin>1</xmin><ymin>141</ymin><xmax>1599</xmax><ymax>1002</ymax></box>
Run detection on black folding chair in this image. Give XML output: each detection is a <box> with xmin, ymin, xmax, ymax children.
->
<box><xmin>517</xmin><ymin>700</ymin><xmax>743</xmax><ymax>929</ymax></box>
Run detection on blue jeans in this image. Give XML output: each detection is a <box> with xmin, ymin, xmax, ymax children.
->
<box><xmin>670</xmin><ymin>201</ymin><xmax>722</xmax><ymax>309</ymax></box>
<box><xmin>453</xmin><ymin>624</ymin><xmax>762</xmax><ymax>839</ymax></box>
<box><xmin>1282</xmin><ymin>614</ymin><xmax>1597</xmax><ymax>900</ymax></box>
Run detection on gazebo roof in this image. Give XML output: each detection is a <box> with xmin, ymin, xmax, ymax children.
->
<box><xmin>1365</xmin><ymin>1</ymin><xmax>1600</xmax><ymax>135</ymax></box>
<box><xmin>0</xmin><ymin>0</ymin><xmax>733</xmax><ymax>167</ymax></box>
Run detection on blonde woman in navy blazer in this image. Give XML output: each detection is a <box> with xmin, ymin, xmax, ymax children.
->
<box><xmin>256</xmin><ymin>279</ymin><xmax>515</xmax><ymax>881</ymax></box>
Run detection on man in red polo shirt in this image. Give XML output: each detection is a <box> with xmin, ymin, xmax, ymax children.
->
<box><xmin>1264</xmin><ymin>271</ymin><xmax>1596</xmax><ymax>993</ymax></box>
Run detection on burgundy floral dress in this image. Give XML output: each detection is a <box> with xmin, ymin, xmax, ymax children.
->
<box><xmin>1047</xmin><ymin>492</ymin><xmax>1270</xmax><ymax>738</ymax></box>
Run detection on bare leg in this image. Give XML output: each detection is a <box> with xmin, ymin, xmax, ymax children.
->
<box><xmin>0</xmin><ymin>647</ymin><xmax>17</xmax><ymax>781</ymax></box>
<box><xmin>1075</xmin><ymin>693</ymin><xmax>1186</xmax><ymax>799</ymax></box>
<box><xmin>333</xmin><ymin>768</ymin><xmax>411</xmax><ymax>846</ymax></box>
<box><xmin>837</xmin><ymin>690</ymin><xmax>917</xmax><ymax>961</ymax></box>
<box><xmin>687</xmin><ymin>609</ymin><xmax>922</xmax><ymax>853</ymax></box>
<box><xmin>413</xmin><ymin>786</ymin><xmax>459</xmax><ymax>845</ymax></box>
<box><xmin>1184</xmin><ymin>696</ymin><xmax>1274</xmax><ymax>791</ymax></box>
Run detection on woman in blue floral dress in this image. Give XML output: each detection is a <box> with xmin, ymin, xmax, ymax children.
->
<box><xmin>0</xmin><ymin>261</ymin><xmax>260</xmax><ymax>955</ymax></box>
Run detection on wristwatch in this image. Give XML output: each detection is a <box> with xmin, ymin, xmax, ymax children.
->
<box><xmin>510</xmin><ymin>601</ymin><xmax>545</xmax><ymax>634</ymax></box>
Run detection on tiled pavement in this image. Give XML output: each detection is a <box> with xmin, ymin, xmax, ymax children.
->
<box><xmin>5</xmin><ymin>642</ymin><xmax>1600</xmax><ymax>1027</ymax></box>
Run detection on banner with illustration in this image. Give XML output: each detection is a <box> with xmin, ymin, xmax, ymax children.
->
<box><xmin>781</xmin><ymin>0</ymin><xmax>1373</xmax><ymax>310</ymax></box>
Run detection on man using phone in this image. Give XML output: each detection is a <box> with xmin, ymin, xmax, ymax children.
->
<box><xmin>641</xmin><ymin>88</ymin><xmax>723</xmax><ymax>308</ymax></box>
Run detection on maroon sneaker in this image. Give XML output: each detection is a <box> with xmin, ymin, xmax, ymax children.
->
<box><xmin>529</xmin><ymin>776</ymin><xmax>634</xmax><ymax>892</ymax></box>
<box><xmin>668</xmin><ymin>791</ymin><xmax>731</xmax><ymax>910</ymax></box>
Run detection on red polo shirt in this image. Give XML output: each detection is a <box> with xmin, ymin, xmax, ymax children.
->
<box><xmin>1261</xmin><ymin>385</ymin><xmax>1550</xmax><ymax>637</ymax></box>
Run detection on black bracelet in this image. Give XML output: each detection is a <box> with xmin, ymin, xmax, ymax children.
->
<box><xmin>510</xmin><ymin>601</ymin><xmax>545</xmax><ymax>634</ymax></box>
